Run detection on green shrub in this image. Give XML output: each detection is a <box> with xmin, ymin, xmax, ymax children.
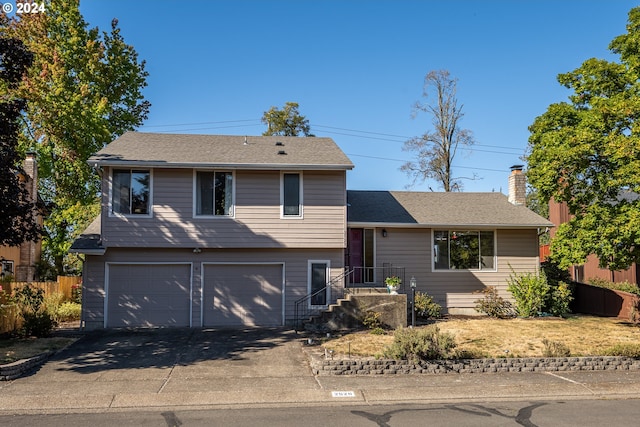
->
<box><xmin>43</xmin><ymin>293</ymin><xmax>81</xmax><ymax>323</ymax></box>
<box><xmin>14</xmin><ymin>284</ymin><xmax>57</xmax><ymax>337</ymax></box>
<box><xmin>474</xmin><ymin>286</ymin><xmax>515</xmax><ymax>318</ymax></box>
<box><xmin>541</xmin><ymin>260</ymin><xmax>572</xmax><ymax>288</ymax></box>
<box><xmin>548</xmin><ymin>281</ymin><xmax>573</xmax><ymax>317</ymax></box>
<box><xmin>56</xmin><ymin>302</ymin><xmax>82</xmax><ymax>322</ymax></box>
<box><xmin>601</xmin><ymin>343</ymin><xmax>640</xmax><ymax>358</ymax></box>
<box><xmin>542</xmin><ymin>339</ymin><xmax>571</xmax><ymax>357</ymax></box>
<box><xmin>383</xmin><ymin>326</ymin><xmax>456</xmax><ymax>362</ymax></box>
<box><xmin>413</xmin><ymin>291</ymin><xmax>442</xmax><ymax>319</ymax></box>
<box><xmin>588</xmin><ymin>278</ymin><xmax>640</xmax><ymax>295</ymax></box>
<box><xmin>369</xmin><ymin>327</ymin><xmax>386</xmax><ymax>335</ymax></box>
<box><xmin>507</xmin><ymin>270</ymin><xmax>549</xmax><ymax>317</ymax></box>
<box><xmin>44</xmin><ymin>292</ymin><xmax>65</xmax><ymax>321</ymax></box>
<box><xmin>71</xmin><ymin>283</ymin><xmax>82</xmax><ymax>304</ymax></box>
<box><xmin>21</xmin><ymin>312</ymin><xmax>57</xmax><ymax>338</ymax></box>
<box><xmin>361</xmin><ymin>310</ymin><xmax>382</xmax><ymax>329</ymax></box>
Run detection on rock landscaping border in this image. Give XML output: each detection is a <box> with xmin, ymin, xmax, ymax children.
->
<box><xmin>0</xmin><ymin>351</ymin><xmax>54</xmax><ymax>381</ymax></box>
<box><xmin>308</xmin><ymin>352</ymin><xmax>640</xmax><ymax>375</ymax></box>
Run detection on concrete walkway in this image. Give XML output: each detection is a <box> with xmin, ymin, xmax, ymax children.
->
<box><xmin>1</xmin><ymin>328</ymin><xmax>640</xmax><ymax>414</ymax></box>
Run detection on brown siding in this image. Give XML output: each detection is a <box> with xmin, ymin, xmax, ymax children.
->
<box><xmin>102</xmin><ymin>168</ymin><xmax>346</xmax><ymax>249</ymax></box>
<box><xmin>374</xmin><ymin>228</ymin><xmax>540</xmax><ymax>313</ymax></box>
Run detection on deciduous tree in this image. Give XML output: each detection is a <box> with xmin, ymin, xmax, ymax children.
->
<box><xmin>4</xmin><ymin>0</ymin><xmax>150</xmax><ymax>274</ymax></box>
<box><xmin>527</xmin><ymin>7</ymin><xmax>640</xmax><ymax>270</ymax></box>
<box><xmin>0</xmin><ymin>37</ymin><xmax>41</xmax><ymax>246</ymax></box>
<box><xmin>402</xmin><ymin>70</ymin><xmax>475</xmax><ymax>191</ymax></box>
<box><xmin>261</xmin><ymin>102</ymin><xmax>313</xmax><ymax>136</ymax></box>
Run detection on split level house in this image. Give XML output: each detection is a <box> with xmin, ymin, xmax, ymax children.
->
<box><xmin>0</xmin><ymin>152</ymin><xmax>42</xmax><ymax>282</ymax></box>
<box><xmin>71</xmin><ymin>132</ymin><xmax>552</xmax><ymax>329</ymax></box>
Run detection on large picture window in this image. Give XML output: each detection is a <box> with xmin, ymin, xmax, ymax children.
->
<box><xmin>112</xmin><ymin>169</ymin><xmax>150</xmax><ymax>215</ymax></box>
<box><xmin>196</xmin><ymin>171</ymin><xmax>233</xmax><ymax>216</ymax></box>
<box><xmin>434</xmin><ymin>230</ymin><xmax>495</xmax><ymax>270</ymax></box>
<box><xmin>282</xmin><ymin>172</ymin><xmax>302</xmax><ymax>217</ymax></box>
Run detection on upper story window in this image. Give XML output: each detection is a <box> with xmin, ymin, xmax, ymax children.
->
<box><xmin>434</xmin><ymin>230</ymin><xmax>495</xmax><ymax>271</ymax></box>
<box><xmin>281</xmin><ymin>172</ymin><xmax>303</xmax><ymax>217</ymax></box>
<box><xmin>195</xmin><ymin>171</ymin><xmax>234</xmax><ymax>216</ymax></box>
<box><xmin>112</xmin><ymin>169</ymin><xmax>151</xmax><ymax>215</ymax></box>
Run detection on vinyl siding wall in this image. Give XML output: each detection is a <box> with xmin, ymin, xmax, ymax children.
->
<box><xmin>374</xmin><ymin>228</ymin><xmax>540</xmax><ymax>313</ymax></box>
<box><xmin>81</xmin><ymin>247</ymin><xmax>343</xmax><ymax>329</ymax></box>
<box><xmin>101</xmin><ymin>168</ymin><xmax>347</xmax><ymax>249</ymax></box>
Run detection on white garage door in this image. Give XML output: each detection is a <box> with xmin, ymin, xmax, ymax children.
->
<box><xmin>203</xmin><ymin>264</ymin><xmax>283</xmax><ymax>327</ymax></box>
<box><xmin>107</xmin><ymin>264</ymin><xmax>191</xmax><ymax>328</ymax></box>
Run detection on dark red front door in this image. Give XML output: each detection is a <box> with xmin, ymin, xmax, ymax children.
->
<box><xmin>347</xmin><ymin>228</ymin><xmax>364</xmax><ymax>283</ymax></box>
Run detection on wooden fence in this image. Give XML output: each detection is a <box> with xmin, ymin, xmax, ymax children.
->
<box><xmin>0</xmin><ymin>277</ymin><xmax>82</xmax><ymax>334</ymax></box>
<box><xmin>0</xmin><ymin>276</ymin><xmax>81</xmax><ymax>302</ymax></box>
<box><xmin>572</xmin><ymin>282</ymin><xmax>640</xmax><ymax>321</ymax></box>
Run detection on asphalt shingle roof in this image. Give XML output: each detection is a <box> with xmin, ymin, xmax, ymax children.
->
<box><xmin>69</xmin><ymin>215</ymin><xmax>103</xmax><ymax>253</ymax></box>
<box><xmin>347</xmin><ymin>190</ymin><xmax>553</xmax><ymax>228</ymax></box>
<box><xmin>89</xmin><ymin>132</ymin><xmax>354</xmax><ymax>170</ymax></box>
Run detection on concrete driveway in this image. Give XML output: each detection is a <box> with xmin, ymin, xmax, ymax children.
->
<box><xmin>0</xmin><ymin>327</ymin><xmax>323</xmax><ymax>411</ymax></box>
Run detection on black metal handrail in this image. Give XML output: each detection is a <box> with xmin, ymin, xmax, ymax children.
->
<box><xmin>293</xmin><ymin>266</ymin><xmax>406</xmax><ymax>330</ymax></box>
<box><xmin>345</xmin><ymin>266</ymin><xmax>406</xmax><ymax>292</ymax></box>
<box><xmin>294</xmin><ymin>268</ymin><xmax>350</xmax><ymax>330</ymax></box>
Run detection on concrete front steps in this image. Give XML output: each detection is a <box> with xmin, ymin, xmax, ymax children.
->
<box><xmin>304</xmin><ymin>288</ymin><xmax>407</xmax><ymax>332</ymax></box>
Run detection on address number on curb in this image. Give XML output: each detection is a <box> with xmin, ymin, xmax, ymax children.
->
<box><xmin>331</xmin><ymin>391</ymin><xmax>356</xmax><ymax>398</ymax></box>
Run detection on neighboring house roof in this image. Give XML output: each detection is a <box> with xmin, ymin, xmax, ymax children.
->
<box><xmin>347</xmin><ymin>190</ymin><xmax>553</xmax><ymax>228</ymax></box>
<box><xmin>88</xmin><ymin>132</ymin><xmax>354</xmax><ymax>170</ymax></box>
<box><xmin>69</xmin><ymin>215</ymin><xmax>104</xmax><ymax>255</ymax></box>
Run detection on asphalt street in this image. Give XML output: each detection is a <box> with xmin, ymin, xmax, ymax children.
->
<box><xmin>1</xmin><ymin>328</ymin><xmax>640</xmax><ymax>415</ymax></box>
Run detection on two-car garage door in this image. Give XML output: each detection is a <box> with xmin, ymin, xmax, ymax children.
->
<box><xmin>106</xmin><ymin>263</ymin><xmax>283</xmax><ymax>328</ymax></box>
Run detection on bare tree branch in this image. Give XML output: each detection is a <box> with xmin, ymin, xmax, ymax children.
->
<box><xmin>402</xmin><ymin>70</ymin><xmax>476</xmax><ymax>191</ymax></box>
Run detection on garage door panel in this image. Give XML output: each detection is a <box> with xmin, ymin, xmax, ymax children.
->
<box><xmin>204</xmin><ymin>264</ymin><xmax>283</xmax><ymax>327</ymax></box>
<box><xmin>108</xmin><ymin>264</ymin><xmax>191</xmax><ymax>328</ymax></box>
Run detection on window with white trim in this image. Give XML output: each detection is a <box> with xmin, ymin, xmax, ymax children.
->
<box><xmin>309</xmin><ymin>261</ymin><xmax>329</xmax><ymax>306</ymax></box>
<box><xmin>112</xmin><ymin>169</ymin><xmax>150</xmax><ymax>215</ymax></box>
<box><xmin>195</xmin><ymin>171</ymin><xmax>234</xmax><ymax>216</ymax></box>
<box><xmin>282</xmin><ymin>172</ymin><xmax>302</xmax><ymax>217</ymax></box>
<box><xmin>434</xmin><ymin>230</ymin><xmax>495</xmax><ymax>270</ymax></box>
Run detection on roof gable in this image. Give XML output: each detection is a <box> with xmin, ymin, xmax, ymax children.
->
<box><xmin>89</xmin><ymin>132</ymin><xmax>354</xmax><ymax>170</ymax></box>
<box><xmin>348</xmin><ymin>190</ymin><xmax>553</xmax><ymax>228</ymax></box>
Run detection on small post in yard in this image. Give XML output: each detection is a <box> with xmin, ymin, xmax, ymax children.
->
<box><xmin>410</xmin><ymin>276</ymin><xmax>417</xmax><ymax>327</ymax></box>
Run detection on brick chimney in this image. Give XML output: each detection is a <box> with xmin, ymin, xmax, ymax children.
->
<box><xmin>508</xmin><ymin>165</ymin><xmax>526</xmax><ymax>206</ymax></box>
<box><xmin>16</xmin><ymin>151</ymin><xmax>39</xmax><ymax>281</ymax></box>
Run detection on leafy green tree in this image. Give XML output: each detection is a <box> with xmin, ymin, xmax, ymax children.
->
<box><xmin>402</xmin><ymin>70</ymin><xmax>475</xmax><ymax>191</ymax></box>
<box><xmin>261</xmin><ymin>102</ymin><xmax>313</xmax><ymax>136</ymax></box>
<box><xmin>0</xmin><ymin>37</ymin><xmax>41</xmax><ymax>246</ymax></box>
<box><xmin>527</xmin><ymin>7</ymin><xmax>640</xmax><ymax>271</ymax></box>
<box><xmin>4</xmin><ymin>0</ymin><xmax>150</xmax><ymax>274</ymax></box>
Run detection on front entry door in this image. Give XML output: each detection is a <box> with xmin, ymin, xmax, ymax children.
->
<box><xmin>347</xmin><ymin>228</ymin><xmax>375</xmax><ymax>284</ymax></box>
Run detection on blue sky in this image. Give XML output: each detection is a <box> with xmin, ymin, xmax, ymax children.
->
<box><xmin>77</xmin><ymin>0</ymin><xmax>637</xmax><ymax>193</ymax></box>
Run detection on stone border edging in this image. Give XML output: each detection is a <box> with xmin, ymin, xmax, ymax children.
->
<box><xmin>0</xmin><ymin>351</ymin><xmax>54</xmax><ymax>381</ymax></box>
<box><xmin>308</xmin><ymin>351</ymin><xmax>640</xmax><ymax>375</ymax></box>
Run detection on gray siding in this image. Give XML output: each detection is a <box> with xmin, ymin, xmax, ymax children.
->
<box><xmin>102</xmin><ymin>168</ymin><xmax>346</xmax><ymax>249</ymax></box>
<box><xmin>81</xmin><ymin>247</ymin><xmax>343</xmax><ymax>329</ymax></box>
<box><xmin>374</xmin><ymin>228</ymin><xmax>540</xmax><ymax>313</ymax></box>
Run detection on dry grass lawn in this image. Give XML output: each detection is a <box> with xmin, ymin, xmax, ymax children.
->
<box><xmin>0</xmin><ymin>336</ymin><xmax>77</xmax><ymax>364</ymax></box>
<box><xmin>322</xmin><ymin>315</ymin><xmax>640</xmax><ymax>359</ymax></box>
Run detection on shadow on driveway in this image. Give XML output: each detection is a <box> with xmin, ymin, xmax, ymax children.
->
<box><xmin>50</xmin><ymin>327</ymin><xmax>305</xmax><ymax>375</ymax></box>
